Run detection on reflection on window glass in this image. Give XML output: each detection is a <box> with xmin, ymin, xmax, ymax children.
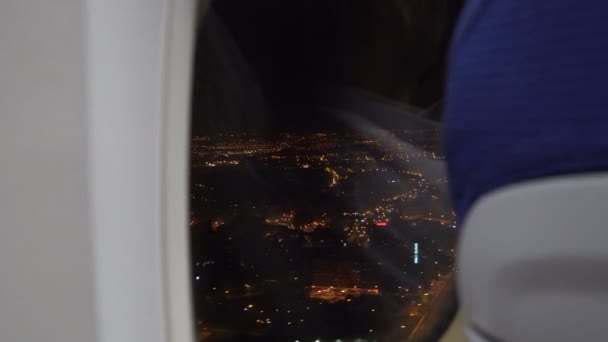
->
<box><xmin>190</xmin><ymin>1</ymin><xmax>463</xmax><ymax>340</ymax></box>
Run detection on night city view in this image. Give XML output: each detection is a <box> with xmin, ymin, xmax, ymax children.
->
<box><xmin>189</xmin><ymin>129</ymin><xmax>457</xmax><ymax>341</ymax></box>
<box><xmin>190</xmin><ymin>1</ymin><xmax>462</xmax><ymax>340</ymax></box>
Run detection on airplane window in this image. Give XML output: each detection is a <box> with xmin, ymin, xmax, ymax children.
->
<box><xmin>189</xmin><ymin>1</ymin><xmax>463</xmax><ymax>340</ymax></box>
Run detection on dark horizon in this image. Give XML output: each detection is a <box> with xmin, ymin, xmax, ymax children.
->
<box><xmin>190</xmin><ymin>0</ymin><xmax>461</xmax><ymax>136</ymax></box>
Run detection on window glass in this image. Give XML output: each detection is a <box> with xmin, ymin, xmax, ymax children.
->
<box><xmin>190</xmin><ymin>1</ymin><xmax>463</xmax><ymax>340</ymax></box>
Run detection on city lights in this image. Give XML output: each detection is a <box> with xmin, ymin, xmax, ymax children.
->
<box><xmin>190</xmin><ymin>131</ymin><xmax>454</xmax><ymax>339</ymax></box>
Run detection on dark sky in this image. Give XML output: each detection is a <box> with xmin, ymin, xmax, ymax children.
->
<box><xmin>190</xmin><ymin>0</ymin><xmax>463</xmax><ymax>136</ymax></box>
